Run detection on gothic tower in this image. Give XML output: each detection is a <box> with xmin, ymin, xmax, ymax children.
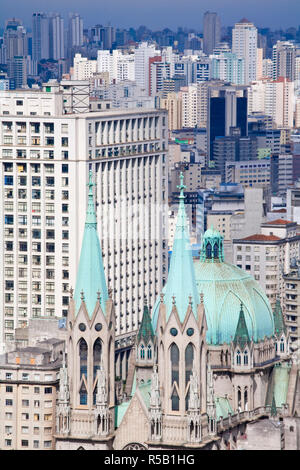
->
<box><xmin>55</xmin><ymin>171</ymin><xmax>115</xmax><ymax>450</ymax></box>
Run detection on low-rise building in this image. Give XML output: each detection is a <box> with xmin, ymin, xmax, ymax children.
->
<box><xmin>233</xmin><ymin>219</ymin><xmax>300</xmax><ymax>309</ymax></box>
<box><xmin>0</xmin><ymin>338</ymin><xmax>64</xmax><ymax>450</ymax></box>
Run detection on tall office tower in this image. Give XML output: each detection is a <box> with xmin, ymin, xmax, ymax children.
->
<box><xmin>232</xmin><ymin>18</ymin><xmax>257</xmax><ymax>85</ymax></box>
<box><xmin>32</xmin><ymin>12</ymin><xmax>50</xmax><ymax>61</ymax></box>
<box><xmin>207</xmin><ymin>84</ymin><xmax>248</xmax><ymax>163</ymax></box>
<box><xmin>49</xmin><ymin>13</ymin><xmax>65</xmax><ymax>61</ymax></box>
<box><xmin>272</xmin><ymin>41</ymin><xmax>296</xmax><ymax>81</ymax></box>
<box><xmin>7</xmin><ymin>56</ymin><xmax>27</xmax><ymax>89</ymax></box>
<box><xmin>0</xmin><ymin>87</ymin><xmax>168</xmax><ymax>350</ymax></box>
<box><xmin>265</xmin><ymin>77</ymin><xmax>294</xmax><ymax>129</ymax></box>
<box><xmin>2</xmin><ymin>19</ymin><xmax>27</xmax><ymax>64</ymax></box>
<box><xmin>203</xmin><ymin>11</ymin><xmax>221</xmax><ymax>55</ymax></box>
<box><xmin>68</xmin><ymin>13</ymin><xmax>84</xmax><ymax>49</ymax></box>
<box><xmin>134</xmin><ymin>42</ymin><xmax>160</xmax><ymax>96</ymax></box>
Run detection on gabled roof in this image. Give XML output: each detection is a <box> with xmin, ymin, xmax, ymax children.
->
<box><xmin>74</xmin><ymin>171</ymin><xmax>108</xmax><ymax>317</ymax></box>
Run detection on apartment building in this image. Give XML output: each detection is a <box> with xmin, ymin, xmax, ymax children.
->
<box><xmin>283</xmin><ymin>270</ymin><xmax>300</xmax><ymax>350</ymax></box>
<box><xmin>233</xmin><ymin>219</ymin><xmax>300</xmax><ymax>309</ymax></box>
<box><xmin>0</xmin><ymin>338</ymin><xmax>63</xmax><ymax>450</ymax></box>
<box><xmin>0</xmin><ymin>87</ymin><xmax>168</xmax><ymax>349</ymax></box>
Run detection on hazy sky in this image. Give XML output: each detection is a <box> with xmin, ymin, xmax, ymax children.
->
<box><xmin>1</xmin><ymin>0</ymin><xmax>300</xmax><ymax>30</ymax></box>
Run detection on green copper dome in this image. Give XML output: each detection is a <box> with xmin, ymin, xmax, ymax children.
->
<box><xmin>194</xmin><ymin>228</ymin><xmax>275</xmax><ymax>345</ymax></box>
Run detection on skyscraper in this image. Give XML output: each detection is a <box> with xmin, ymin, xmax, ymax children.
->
<box><xmin>207</xmin><ymin>83</ymin><xmax>248</xmax><ymax>163</ymax></box>
<box><xmin>232</xmin><ymin>18</ymin><xmax>258</xmax><ymax>85</ymax></box>
<box><xmin>68</xmin><ymin>13</ymin><xmax>84</xmax><ymax>49</ymax></box>
<box><xmin>203</xmin><ymin>11</ymin><xmax>221</xmax><ymax>56</ymax></box>
<box><xmin>272</xmin><ymin>41</ymin><xmax>296</xmax><ymax>81</ymax></box>
<box><xmin>32</xmin><ymin>12</ymin><xmax>50</xmax><ymax>61</ymax></box>
<box><xmin>49</xmin><ymin>13</ymin><xmax>65</xmax><ymax>61</ymax></box>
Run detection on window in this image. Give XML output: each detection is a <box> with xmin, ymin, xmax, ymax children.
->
<box><xmin>21</xmin><ymin>440</ymin><xmax>29</xmax><ymax>447</ymax></box>
<box><xmin>6</xmin><ymin>385</ymin><xmax>13</xmax><ymax>393</ymax></box>
<box><xmin>171</xmin><ymin>343</ymin><xmax>180</xmax><ymax>411</ymax></box>
<box><xmin>236</xmin><ymin>350</ymin><xmax>241</xmax><ymax>365</ymax></box>
<box><xmin>6</xmin><ymin>399</ymin><xmax>13</xmax><ymax>406</ymax></box>
<box><xmin>22</xmin><ymin>400</ymin><xmax>29</xmax><ymax>406</ymax></box>
<box><xmin>79</xmin><ymin>339</ymin><xmax>88</xmax><ymax>405</ymax></box>
<box><xmin>140</xmin><ymin>344</ymin><xmax>145</xmax><ymax>359</ymax></box>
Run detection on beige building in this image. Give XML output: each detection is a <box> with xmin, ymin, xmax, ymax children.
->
<box><xmin>160</xmin><ymin>92</ymin><xmax>182</xmax><ymax>130</ymax></box>
<box><xmin>0</xmin><ymin>338</ymin><xmax>64</xmax><ymax>450</ymax></box>
<box><xmin>225</xmin><ymin>159</ymin><xmax>270</xmax><ymax>189</ymax></box>
<box><xmin>233</xmin><ymin>219</ymin><xmax>300</xmax><ymax>309</ymax></box>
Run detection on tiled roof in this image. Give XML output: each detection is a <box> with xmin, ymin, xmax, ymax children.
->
<box><xmin>240</xmin><ymin>234</ymin><xmax>281</xmax><ymax>241</ymax></box>
<box><xmin>265</xmin><ymin>218</ymin><xmax>293</xmax><ymax>225</ymax></box>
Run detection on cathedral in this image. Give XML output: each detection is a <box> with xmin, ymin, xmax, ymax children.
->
<box><xmin>55</xmin><ymin>171</ymin><xmax>299</xmax><ymax>450</ymax></box>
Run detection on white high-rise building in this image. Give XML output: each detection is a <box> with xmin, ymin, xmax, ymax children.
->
<box><xmin>232</xmin><ymin>18</ymin><xmax>258</xmax><ymax>85</ymax></box>
<box><xmin>134</xmin><ymin>42</ymin><xmax>160</xmax><ymax>95</ymax></box>
<box><xmin>0</xmin><ymin>87</ymin><xmax>168</xmax><ymax>350</ymax></box>
<box><xmin>72</xmin><ymin>54</ymin><xmax>97</xmax><ymax>80</ymax></box>
<box><xmin>96</xmin><ymin>50</ymin><xmax>135</xmax><ymax>83</ymax></box>
<box><xmin>49</xmin><ymin>13</ymin><xmax>64</xmax><ymax>61</ymax></box>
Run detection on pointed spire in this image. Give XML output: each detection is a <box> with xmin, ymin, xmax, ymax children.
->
<box><xmin>273</xmin><ymin>297</ymin><xmax>286</xmax><ymax>336</ymax></box>
<box><xmin>86</xmin><ymin>170</ymin><xmax>97</xmax><ymax>226</ymax></box>
<box><xmin>152</xmin><ymin>172</ymin><xmax>200</xmax><ymax>329</ymax></box>
<box><xmin>233</xmin><ymin>303</ymin><xmax>250</xmax><ymax>350</ymax></box>
<box><xmin>271</xmin><ymin>394</ymin><xmax>277</xmax><ymax>417</ymax></box>
<box><xmin>74</xmin><ymin>170</ymin><xmax>108</xmax><ymax>317</ymax></box>
<box><xmin>137</xmin><ymin>300</ymin><xmax>155</xmax><ymax>345</ymax></box>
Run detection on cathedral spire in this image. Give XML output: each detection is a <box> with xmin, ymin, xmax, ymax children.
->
<box><xmin>74</xmin><ymin>170</ymin><xmax>108</xmax><ymax>317</ymax></box>
<box><xmin>152</xmin><ymin>172</ymin><xmax>199</xmax><ymax>329</ymax></box>
<box><xmin>233</xmin><ymin>303</ymin><xmax>250</xmax><ymax>350</ymax></box>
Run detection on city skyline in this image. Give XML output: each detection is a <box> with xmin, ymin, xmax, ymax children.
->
<box><xmin>1</xmin><ymin>0</ymin><xmax>300</xmax><ymax>30</ymax></box>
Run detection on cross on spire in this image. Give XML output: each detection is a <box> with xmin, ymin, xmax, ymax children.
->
<box><xmin>177</xmin><ymin>171</ymin><xmax>186</xmax><ymax>199</ymax></box>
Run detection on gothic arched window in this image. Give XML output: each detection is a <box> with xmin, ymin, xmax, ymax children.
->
<box><xmin>79</xmin><ymin>339</ymin><xmax>88</xmax><ymax>405</ymax></box>
<box><xmin>280</xmin><ymin>337</ymin><xmax>285</xmax><ymax>352</ymax></box>
<box><xmin>147</xmin><ymin>344</ymin><xmax>152</xmax><ymax>360</ymax></box>
<box><xmin>206</xmin><ymin>242</ymin><xmax>212</xmax><ymax>259</ymax></box>
<box><xmin>213</xmin><ymin>242</ymin><xmax>218</xmax><ymax>259</ymax></box>
<box><xmin>236</xmin><ymin>350</ymin><xmax>241</xmax><ymax>365</ymax></box>
<box><xmin>140</xmin><ymin>344</ymin><xmax>145</xmax><ymax>360</ymax></box>
<box><xmin>79</xmin><ymin>339</ymin><xmax>88</xmax><ymax>378</ymax></box>
<box><xmin>170</xmin><ymin>343</ymin><xmax>180</xmax><ymax>411</ymax></box>
<box><xmin>93</xmin><ymin>338</ymin><xmax>102</xmax><ymax>380</ymax></box>
<box><xmin>93</xmin><ymin>338</ymin><xmax>102</xmax><ymax>405</ymax></box>
<box><xmin>244</xmin><ymin>350</ymin><xmax>248</xmax><ymax>365</ymax></box>
<box><xmin>185</xmin><ymin>343</ymin><xmax>194</xmax><ymax>410</ymax></box>
<box><xmin>244</xmin><ymin>387</ymin><xmax>248</xmax><ymax>411</ymax></box>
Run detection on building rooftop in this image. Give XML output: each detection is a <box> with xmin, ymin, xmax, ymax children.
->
<box><xmin>238</xmin><ymin>234</ymin><xmax>282</xmax><ymax>242</ymax></box>
<box><xmin>263</xmin><ymin>219</ymin><xmax>294</xmax><ymax>226</ymax></box>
